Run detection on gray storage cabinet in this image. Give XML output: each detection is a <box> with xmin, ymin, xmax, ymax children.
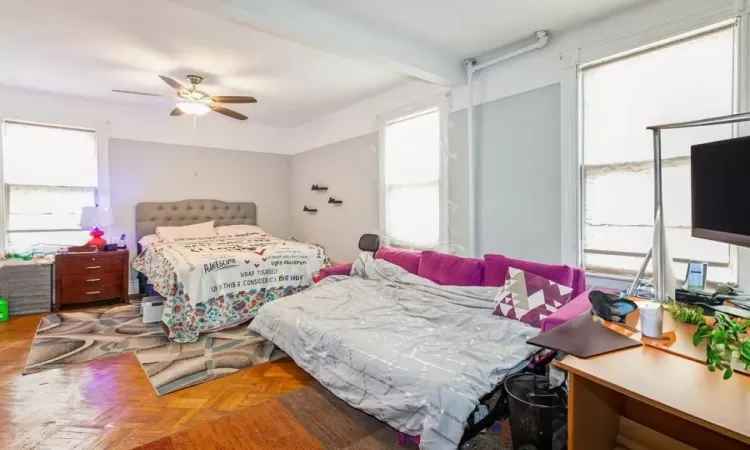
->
<box><xmin>0</xmin><ymin>263</ymin><xmax>53</xmax><ymax>315</ymax></box>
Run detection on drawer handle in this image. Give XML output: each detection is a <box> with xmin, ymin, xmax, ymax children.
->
<box><xmin>86</xmin><ymin>291</ymin><xmax>101</xmax><ymax>295</ymax></box>
<box><xmin>86</xmin><ymin>266</ymin><xmax>101</xmax><ymax>269</ymax></box>
<box><xmin>86</xmin><ymin>278</ymin><xmax>101</xmax><ymax>283</ymax></box>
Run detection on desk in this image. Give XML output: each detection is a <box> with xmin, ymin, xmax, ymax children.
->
<box><xmin>555</xmin><ymin>311</ymin><xmax>750</xmax><ymax>449</ymax></box>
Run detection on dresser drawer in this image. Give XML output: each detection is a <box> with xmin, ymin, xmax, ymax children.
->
<box><xmin>54</xmin><ymin>250</ymin><xmax>129</xmax><ymax>310</ymax></box>
<box><xmin>55</xmin><ymin>256</ymin><xmax>123</xmax><ymax>275</ymax></box>
<box><xmin>59</xmin><ymin>275</ymin><xmax>123</xmax><ymax>305</ymax></box>
<box><xmin>61</xmin><ymin>273</ymin><xmax>119</xmax><ymax>291</ymax></box>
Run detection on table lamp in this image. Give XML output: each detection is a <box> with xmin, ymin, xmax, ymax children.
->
<box><xmin>80</xmin><ymin>206</ymin><xmax>113</xmax><ymax>248</ymax></box>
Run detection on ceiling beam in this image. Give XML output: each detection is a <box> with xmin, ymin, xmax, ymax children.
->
<box><xmin>170</xmin><ymin>0</ymin><xmax>465</xmax><ymax>86</ymax></box>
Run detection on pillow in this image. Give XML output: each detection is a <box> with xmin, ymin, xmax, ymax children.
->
<box><xmin>156</xmin><ymin>221</ymin><xmax>215</xmax><ymax>240</ymax></box>
<box><xmin>493</xmin><ymin>268</ymin><xmax>573</xmax><ymax>328</ymax></box>
<box><xmin>374</xmin><ymin>248</ymin><xmax>421</xmax><ymax>274</ymax></box>
<box><xmin>483</xmin><ymin>254</ymin><xmax>575</xmax><ymax>289</ymax></box>
<box><xmin>138</xmin><ymin>234</ymin><xmax>161</xmax><ymax>248</ymax></box>
<box><xmin>417</xmin><ymin>251</ymin><xmax>483</xmax><ymax>286</ymax></box>
<box><xmin>215</xmin><ymin>225</ymin><xmax>266</xmax><ymax>236</ymax></box>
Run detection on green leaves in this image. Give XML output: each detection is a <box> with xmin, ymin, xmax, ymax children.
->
<box><xmin>693</xmin><ymin>324</ymin><xmax>713</xmax><ymax>346</ymax></box>
<box><xmin>666</xmin><ymin>299</ymin><xmax>707</xmax><ymax>326</ymax></box>
<box><xmin>740</xmin><ymin>340</ymin><xmax>750</xmax><ymax>360</ymax></box>
<box><xmin>692</xmin><ymin>311</ymin><xmax>750</xmax><ymax>380</ymax></box>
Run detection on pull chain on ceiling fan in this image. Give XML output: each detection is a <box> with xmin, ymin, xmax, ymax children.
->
<box><xmin>112</xmin><ymin>74</ymin><xmax>257</xmax><ymax>121</ymax></box>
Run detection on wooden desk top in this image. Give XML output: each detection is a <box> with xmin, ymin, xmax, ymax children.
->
<box><xmin>556</xmin><ymin>308</ymin><xmax>750</xmax><ymax>444</ymax></box>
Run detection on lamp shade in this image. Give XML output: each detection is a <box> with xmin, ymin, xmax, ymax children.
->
<box><xmin>80</xmin><ymin>206</ymin><xmax>113</xmax><ymax>229</ymax></box>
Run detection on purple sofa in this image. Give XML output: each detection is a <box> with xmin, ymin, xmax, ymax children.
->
<box><xmin>318</xmin><ymin>248</ymin><xmax>591</xmax><ymax>446</ymax></box>
<box><xmin>318</xmin><ymin>248</ymin><xmax>591</xmax><ymax>332</ymax></box>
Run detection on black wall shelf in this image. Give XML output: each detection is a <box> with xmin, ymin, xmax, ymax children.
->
<box><xmin>311</xmin><ymin>184</ymin><xmax>329</xmax><ymax>191</ymax></box>
<box><xmin>303</xmin><ymin>206</ymin><xmax>318</xmax><ymax>212</ymax></box>
<box><xmin>328</xmin><ymin>197</ymin><xmax>343</xmax><ymax>205</ymax></box>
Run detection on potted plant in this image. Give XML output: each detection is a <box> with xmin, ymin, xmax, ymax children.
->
<box><xmin>692</xmin><ymin>312</ymin><xmax>750</xmax><ymax>379</ymax></box>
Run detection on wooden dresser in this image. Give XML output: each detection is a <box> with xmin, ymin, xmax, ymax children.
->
<box><xmin>54</xmin><ymin>249</ymin><xmax>129</xmax><ymax>311</ymax></box>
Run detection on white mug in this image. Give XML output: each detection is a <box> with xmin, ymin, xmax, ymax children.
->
<box><xmin>639</xmin><ymin>302</ymin><xmax>664</xmax><ymax>338</ymax></box>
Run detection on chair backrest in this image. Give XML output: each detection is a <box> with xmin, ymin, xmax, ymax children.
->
<box><xmin>358</xmin><ymin>234</ymin><xmax>380</xmax><ymax>253</ymax></box>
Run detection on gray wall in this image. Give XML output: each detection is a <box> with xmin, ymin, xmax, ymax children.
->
<box><xmin>447</xmin><ymin>106</ymin><xmax>471</xmax><ymax>256</ymax></box>
<box><xmin>472</xmin><ymin>83</ymin><xmax>562</xmax><ymax>263</ymax></box>
<box><xmin>290</xmin><ymin>134</ymin><xmax>379</xmax><ymax>263</ymax></box>
<box><xmin>288</xmin><ymin>84</ymin><xmax>562</xmax><ymax>264</ymax></box>
<box><xmin>109</xmin><ymin>139</ymin><xmax>292</xmax><ymax>279</ymax></box>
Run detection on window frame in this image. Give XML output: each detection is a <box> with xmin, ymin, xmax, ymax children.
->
<box><xmin>377</xmin><ymin>94</ymin><xmax>451</xmax><ymax>251</ymax></box>
<box><xmin>581</xmin><ymin>21</ymin><xmax>739</xmax><ymax>282</ymax></box>
<box><xmin>560</xmin><ymin>9</ymin><xmax>749</xmax><ymax>288</ymax></box>
<box><xmin>0</xmin><ymin>119</ymin><xmax>107</xmax><ymax>250</ymax></box>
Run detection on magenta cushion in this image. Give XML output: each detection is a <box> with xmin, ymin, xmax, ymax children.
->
<box><xmin>493</xmin><ymin>268</ymin><xmax>574</xmax><ymax>328</ymax></box>
<box><xmin>483</xmin><ymin>254</ymin><xmax>575</xmax><ymax>290</ymax></box>
<box><xmin>417</xmin><ymin>251</ymin><xmax>483</xmax><ymax>286</ymax></box>
<box><xmin>541</xmin><ymin>290</ymin><xmax>609</xmax><ymax>332</ymax></box>
<box><xmin>319</xmin><ymin>264</ymin><xmax>353</xmax><ymax>279</ymax></box>
<box><xmin>374</xmin><ymin>248</ymin><xmax>421</xmax><ymax>274</ymax></box>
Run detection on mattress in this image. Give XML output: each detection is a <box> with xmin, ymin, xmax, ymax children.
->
<box><xmin>250</xmin><ymin>253</ymin><xmax>539</xmax><ymax>450</ymax></box>
<box><xmin>132</xmin><ymin>232</ymin><xmax>328</xmax><ymax>343</ymax></box>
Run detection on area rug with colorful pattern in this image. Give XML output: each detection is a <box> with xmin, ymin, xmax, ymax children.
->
<box><xmin>23</xmin><ymin>304</ymin><xmax>286</xmax><ymax>396</ymax></box>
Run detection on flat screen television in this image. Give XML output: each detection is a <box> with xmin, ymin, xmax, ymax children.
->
<box><xmin>691</xmin><ymin>135</ymin><xmax>750</xmax><ymax>247</ymax></box>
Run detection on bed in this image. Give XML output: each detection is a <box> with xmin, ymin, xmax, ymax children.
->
<box><xmin>249</xmin><ymin>253</ymin><xmax>540</xmax><ymax>450</ymax></box>
<box><xmin>132</xmin><ymin>199</ymin><xmax>328</xmax><ymax>343</ymax></box>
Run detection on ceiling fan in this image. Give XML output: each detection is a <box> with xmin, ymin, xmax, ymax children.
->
<box><xmin>112</xmin><ymin>74</ymin><xmax>257</xmax><ymax>121</ymax></box>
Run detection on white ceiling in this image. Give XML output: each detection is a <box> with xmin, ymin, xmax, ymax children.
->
<box><xmin>0</xmin><ymin>0</ymin><xmax>406</xmax><ymax>127</ymax></box>
<box><xmin>0</xmin><ymin>0</ymin><xmax>651</xmax><ymax>128</ymax></box>
<box><xmin>299</xmin><ymin>0</ymin><xmax>652</xmax><ymax>56</ymax></box>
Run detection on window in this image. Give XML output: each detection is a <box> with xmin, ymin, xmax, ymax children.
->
<box><xmin>580</xmin><ymin>24</ymin><xmax>736</xmax><ymax>282</ymax></box>
<box><xmin>2</xmin><ymin>121</ymin><xmax>98</xmax><ymax>248</ymax></box>
<box><xmin>380</xmin><ymin>106</ymin><xmax>447</xmax><ymax>249</ymax></box>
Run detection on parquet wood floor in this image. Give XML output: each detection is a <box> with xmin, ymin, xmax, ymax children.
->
<box><xmin>136</xmin><ymin>398</ymin><xmax>325</xmax><ymax>450</ymax></box>
<box><xmin>0</xmin><ymin>309</ymin><xmax>314</xmax><ymax>450</ymax></box>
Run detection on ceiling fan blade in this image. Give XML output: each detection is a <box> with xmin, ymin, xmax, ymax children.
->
<box><xmin>112</xmin><ymin>89</ymin><xmax>164</xmax><ymax>97</ymax></box>
<box><xmin>211</xmin><ymin>95</ymin><xmax>258</xmax><ymax>104</ymax></box>
<box><xmin>159</xmin><ymin>75</ymin><xmax>186</xmax><ymax>91</ymax></box>
<box><xmin>170</xmin><ymin>108</ymin><xmax>184</xmax><ymax>116</ymax></box>
<box><xmin>210</xmin><ymin>104</ymin><xmax>248</xmax><ymax>121</ymax></box>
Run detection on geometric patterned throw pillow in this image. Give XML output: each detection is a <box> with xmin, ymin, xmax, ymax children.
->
<box><xmin>493</xmin><ymin>268</ymin><xmax>574</xmax><ymax>328</ymax></box>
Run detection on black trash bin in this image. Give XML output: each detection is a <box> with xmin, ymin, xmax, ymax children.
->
<box><xmin>504</xmin><ymin>373</ymin><xmax>567</xmax><ymax>450</ymax></box>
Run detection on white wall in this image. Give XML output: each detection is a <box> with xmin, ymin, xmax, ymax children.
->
<box><xmin>288</xmin><ymin>0</ymin><xmax>738</xmax><ymax>157</ymax></box>
<box><xmin>288</xmin><ymin>80</ymin><xmax>446</xmax><ymax>154</ymax></box>
<box><xmin>452</xmin><ymin>0</ymin><xmax>738</xmax><ymax>112</ymax></box>
<box><xmin>0</xmin><ymin>85</ymin><xmax>290</xmax><ymax>155</ymax></box>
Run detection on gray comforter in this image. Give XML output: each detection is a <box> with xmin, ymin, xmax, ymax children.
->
<box><xmin>249</xmin><ymin>253</ymin><xmax>540</xmax><ymax>450</ymax></box>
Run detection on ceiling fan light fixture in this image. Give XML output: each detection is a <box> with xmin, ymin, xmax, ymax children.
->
<box><xmin>177</xmin><ymin>101</ymin><xmax>210</xmax><ymax>116</ymax></box>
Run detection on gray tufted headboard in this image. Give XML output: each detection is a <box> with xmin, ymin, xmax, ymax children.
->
<box><xmin>135</xmin><ymin>199</ymin><xmax>257</xmax><ymax>243</ymax></box>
